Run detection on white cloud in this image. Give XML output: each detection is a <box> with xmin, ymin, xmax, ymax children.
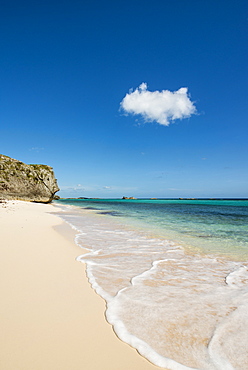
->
<box><xmin>120</xmin><ymin>83</ymin><xmax>196</xmax><ymax>126</ymax></box>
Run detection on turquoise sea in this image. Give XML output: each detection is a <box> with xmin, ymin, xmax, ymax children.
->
<box><xmin>55</xmin><ymin>199</ymin><xmax>248</xmax><ymax>370</ymax></box>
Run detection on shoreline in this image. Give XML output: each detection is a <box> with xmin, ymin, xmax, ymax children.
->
<box><xmin>0</xmin><ymin>200</ymin><xmax>160</xmax><ymax>370</ymax></box>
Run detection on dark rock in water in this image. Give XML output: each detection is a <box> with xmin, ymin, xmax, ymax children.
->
<box><xmin>122</xmin><ymin>196</ymin><xmax>137</xmax><ymax>200</ymax></box>
<box><xmin>0</xmin><ymin>154</ymin><xmax>59</xmax><ymax>203</ymax></box>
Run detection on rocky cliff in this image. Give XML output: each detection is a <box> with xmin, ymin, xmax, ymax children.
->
<box><xmin>0</xmin><ymin>155</ymin><xmax>59</xmax><ymax>203</ymax></box>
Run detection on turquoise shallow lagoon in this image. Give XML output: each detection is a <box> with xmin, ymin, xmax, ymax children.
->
<box><xmin>56</xmin><ymin>199</ymin><xmax>248</xmax><ymax>370</ymax></box>
<box><xmin>57</xmin><ymin>199</ymin><xmax>248</xmax><ymax>260</ymax></box>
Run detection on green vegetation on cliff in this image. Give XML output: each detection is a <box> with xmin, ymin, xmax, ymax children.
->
<box><xmin>0</xmin><ymin>154</ymin><xmax>59</xmax><ymax>203</ymax></box>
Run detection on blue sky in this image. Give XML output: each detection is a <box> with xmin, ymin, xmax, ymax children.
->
<box><xmin>1</xmin><ymin>0</ymin><xmax>248</xmax><ymax>198</ymax></box>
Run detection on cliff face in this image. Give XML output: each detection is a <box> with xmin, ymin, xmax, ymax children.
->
<box><xmin>0</xmin><ymin>155</ymin><xmax>59</xmax><ymax>203</ymax></box>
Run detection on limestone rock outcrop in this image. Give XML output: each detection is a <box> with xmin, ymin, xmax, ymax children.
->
<box><xmin>0</xmin><ymin>154</ymin><xmax>59</xmax><ymax>203</ymax></box>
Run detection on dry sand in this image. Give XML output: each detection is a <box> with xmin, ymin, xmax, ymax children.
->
<box><xmin>0</xmin><ymin>200</ymin><xmax>160</xmax><ymax>370</ymax></box>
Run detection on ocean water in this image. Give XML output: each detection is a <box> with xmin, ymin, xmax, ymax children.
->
<box><xmin>55</xmin><ymin>199</ymin><xmax>248</xmax><ymax>370</ymax></box>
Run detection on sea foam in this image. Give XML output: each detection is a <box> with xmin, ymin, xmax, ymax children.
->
<box><xmin>56</xmin><ymin>203</ymin><xmax>248</xmax><ymax>370</ymax></box>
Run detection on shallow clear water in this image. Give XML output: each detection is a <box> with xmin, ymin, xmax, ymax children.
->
<box><xmin>55</xmin><ymin>199</ymin><xmax>248</xmax><ymax>370</ymax></box>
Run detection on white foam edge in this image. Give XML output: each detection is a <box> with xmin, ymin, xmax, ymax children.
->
<box><xmin>106</xmin><ymin>295</ymin><xmax>198</xmax><ymax>370</ymax></box>
<box><xmin>131</xmin><ymin>257</ymin><xmax>181</xmax><ymax>286</ymax></box>
<box><xmin>83</xmin><ymin>262</ymin><xmax>114</xmax><ymax>302</ymax></box>
<box><xmin>208</xmin><ymin>319</ymin><xmax>236</xmax><ymax>370</ymax></box>
<box><xmin>225</xmin><ymin>265</ymin><xmax>248</xmax><ymax>288</ymax></box>
<box><xmin>81</xmin><ymin>255</ymin><xmax>198</xmax><ymax>370</ymax></box>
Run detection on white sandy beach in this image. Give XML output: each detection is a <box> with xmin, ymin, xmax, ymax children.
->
<box><xmin>0</xmin><ymin>200</ymin><xmax>160</xmax><ymax>370</ymax></box>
